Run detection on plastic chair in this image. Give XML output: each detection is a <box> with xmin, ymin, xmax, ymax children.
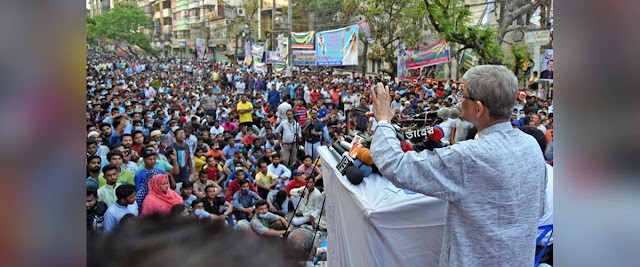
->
<box><xmin>535</xmin><ymin>224</ymin><xmax>553</xmax><ymax>267</ymax></box>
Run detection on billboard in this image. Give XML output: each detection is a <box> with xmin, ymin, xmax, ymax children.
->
<box><xmin>265</xmin><ymin>51</ymin><xmax>285</xmax><ymax>64</ymax></box>
<box><xmin>315</xmin><ymin>25</ymin><xmax>359</xmax><ymax>66</ymax></box>
<box><xmin>292</xmin><ymin>50</ymin><xmax>317</xmax><ymax>66</ymax></box>
<box><xmin>403</xmin><ymin>40</ymin><xmax>451</xmax><ymax>70</ymax></box>
<box><xmin>290</xmin><ymin>31</ymin><xmax>315</xmax><ymax>49</ymax></box>
<box><xmin>539</xmin><ymin>49</ymin><xmax>553</xmax><ymax>80</ymax></box>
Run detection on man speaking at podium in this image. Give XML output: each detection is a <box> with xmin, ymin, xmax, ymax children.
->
<box><xmin>369</xmin><ymin>65</ymin><xmax>547</xmax><ymax>267</ymax></box>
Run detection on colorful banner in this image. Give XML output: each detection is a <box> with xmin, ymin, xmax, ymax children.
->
<box><xmin>273</xmin><ymin>63</ymin><xmax>287</xmax><ymax>74</ymax></box>
<box><xmin>315</xmin><ymin>25</ymin><xmax>359</xmax><ymax>66</ymax></box>
<box><xmin>403</xmin><ymin>40</ymin><xmax>451</xmax><ymax>70</ymax></box>
<box><xmin>292</xmin><ymin>50</ymin><xmax>317</xmax><ymax>66</ymax></box>
<box><xmin>277</xmin><ymin>34</ymin><xmax>288</xmax><ymax>59</ymax></box>
<box><xmin>291</xmin><ymin>31</ymin><xmax>315</xmax><ymax>49</ymax></box>
<box><xmin>196</xmin><ymin>38</ymin><xmax>205</xmax><ymax>60</ymax></box>
<box><xmin>265</xmin><ymin>51</ymin><xmax>286</xmax><ymax>64</ymax></box>
<box><xmin>244</xmin><ymin>55</ymin><xmax>253</xmax><ymax>66</ymax></box>
<box><xmin>357</xmin><ymin>19</ymin><xmax>374</xmax><ymax>43</ymax></box>
<box><xmin>251</xmin><ymin>44</ymin><xmax>265</xmax><ymax>62</ymax></box>
<box><xmin>253</xmin><ymin>61</ymin><xmax>267</xmax><ymax>73</ymax></box>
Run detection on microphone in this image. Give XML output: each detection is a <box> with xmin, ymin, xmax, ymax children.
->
<box><xmin>332</xmin><ymin>142</ymin><xmax>364</xmax><ymax>185</ymax></box>
<box><xmin>427</xmin><ymin>126</ymin><xmax>443</xmax><ymax>141</ymax></box>
<box><xmin>449</xmin><ymin>108</ymin><xmax>460</xmax><ymax>119</ymax></box>
<box><xmin>437</xmin><ymin>107</ymin><xmax>451</xmax><ymax>119</ymax></box>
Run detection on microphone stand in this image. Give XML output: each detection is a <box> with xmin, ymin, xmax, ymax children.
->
<box><xmin>284</xmin><ymin>156</ymin><xmax>320</xmax><ymax>236</ymax></box>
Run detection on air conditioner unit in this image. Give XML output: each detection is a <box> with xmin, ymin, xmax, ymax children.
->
<box><xmin>237</xmin><ymin>8</ymin><xmax>245</xmax><ymax>17</ymax></box>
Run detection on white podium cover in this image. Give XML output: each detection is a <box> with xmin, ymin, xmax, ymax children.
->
<box><xmin>318</xmin><ymin>146</ymin><xmax>447</xmax><ymax>267</ymax></box>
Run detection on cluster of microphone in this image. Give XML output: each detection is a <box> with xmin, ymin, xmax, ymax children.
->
<box><xmin>333</xmin><ymin>105</ymin><xmax>461</xmax><ymax>185</ymax></box>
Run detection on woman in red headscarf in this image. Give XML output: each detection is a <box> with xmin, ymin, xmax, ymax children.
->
<box><xmin>140</xmin><ymin>174</ymin><xmax>183</xmax><ymax>217</ymax></box>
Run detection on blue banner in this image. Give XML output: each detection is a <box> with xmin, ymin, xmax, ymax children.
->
<box><xmin>315</xmin><ymin>25</ymin><xmax>359</xmax><ymax>66</ymax></box>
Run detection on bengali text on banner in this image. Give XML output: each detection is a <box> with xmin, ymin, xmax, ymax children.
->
<box><xmin>403</xmin><ymin>40</ymin><xmax>451</xmax><ymax>70</ymax></box>
<box><xmin>265</xmin><ymin>51</ymin><xmax>286</xmax><ymax>64</ymax></box>
<box><xmin>290</xmin><ymin>31</ymin><xmax>315</xmax><ymax>49</ymax></box>
<box><xmin>292</xmin><ymin>50</ymin><xmax>317</xmax><ymax>66</ymax></box>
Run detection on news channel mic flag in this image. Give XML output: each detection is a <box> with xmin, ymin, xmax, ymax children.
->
<box><xmin>369</xmin><ymin>65</ymin><xmax>547</xmax><ymax>266</ymax></box>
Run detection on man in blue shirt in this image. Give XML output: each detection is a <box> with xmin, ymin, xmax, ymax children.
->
<box><xmin>267</xmin><ymin>84</ymin><xmax>281</xmax><ymax>112</ymax></box>
<box><xmin>222</xmin><ymin>137</ymin><xmax>244</xmax><ymax>160</ymax></box>
<box><xmin>103</xmin><ymin>184</ymin><xmax>137</xmax><ymax>233</ymax></box>
<box><xmin>313</xmin><ymin>101</ymin><xmax>333</xmax><ymax>144</ymax></box>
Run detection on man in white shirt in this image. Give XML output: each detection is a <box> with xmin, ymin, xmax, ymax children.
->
<box><xmin>235</xmin><ymin>78</ymin><xmax>246</xmax><ymax>96</ymax></box>
<box><xmin>276</xmin><ymin>96</ymin><xmax>293</xmax><ymax>125</ymax></box>
<box><xmin>342</xmin><ymin>90</ymin><xmax>355</xmax><ymax>112</ymax></box>
<box><xmin>290</xmin><ymin>177</ymin><xmax>323</xmax><ymax>226</ymax></box>
<box><xmin>268</xmin><ymin>153</ymin><xmax>292</xmax><ymax>191</ymax></box>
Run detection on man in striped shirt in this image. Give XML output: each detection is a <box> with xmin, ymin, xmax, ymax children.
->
<box><xmin>294</xmin><ymin>99</ymin><xmax>307</xmax><ymax>126</ymax></box>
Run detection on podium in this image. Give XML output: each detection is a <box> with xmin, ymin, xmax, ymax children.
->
<box><xmin>318</xmin><ymin>146</ymin><xmax>447</xmax><ymax>266</ymax></box>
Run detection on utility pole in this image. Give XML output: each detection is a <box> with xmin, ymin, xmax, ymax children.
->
<box><xmin>257</xmin><ymin>0</ymin><xmax>261</xmax><ymax>40</ymax></box>
<box><xmin>286</xmin><ymin>0</ymin><xmax>292</xmax><ymax>76</ymax></box>
<box><xmin>270</xmin><ymin>0</ymin><xmax>275</xmax><ymax>74</ymax></box>
<box><xmin>271</xmin><ymin>0</ymin><xmax>275</xmax><ymax>51</ymax></box>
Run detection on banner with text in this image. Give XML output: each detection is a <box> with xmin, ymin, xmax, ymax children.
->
<box><xmin>357</xmin><ymin>19</ymin><xmax>374</xmax><ymax>43</ymax></box>
<box><xmin>292</xmin><ymin>50</ymin><xmax>317</xmax><ymax>66</ymax></box>
<box><xmin>196</xmin><ymin>38</ymin><xmax>205</xmax><ymax>59</ymax></box>
<box><xmin>403</xmin><ymin>40</ymin><xmax>451</xmax><ymax>70</ymax></box>
<box><xmin>253</xmin><ymin>61</ymin><xmax>267</xmax><ymax>73</ymax></box>
<box><xmin>315</xmin><ymin>25</ymin><xmax>359</xmax><ymax>66</ymax></box>
<box><xmin>251</xmin><ymin>44</ymin><xmax>265</xmax><ymax>62</ymax></box>
<box><xmin>265</xmin><ymin>51</ymin><xmax>286</xmax><ymax>64</ymax></box>
<box><xmin>291</xmin><ymin>31</ymin><xmax>315</xmax><ymax>49</ymax></box>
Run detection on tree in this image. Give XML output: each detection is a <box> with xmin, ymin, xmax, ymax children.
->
<box><xmin>496</xmin><ymin>0</ymin><xmax>545</xmax><ymax>45</ymax></box>
<box><xmin>343</xmin><ymin>0</ymin><xmax>424</xmax><ymax>80</ymax></box>
<box><xmin>422</xmin><ymin>0</ymin><xmax>503</xmax><ymax>65</ymax></box>
<box><xmin>87</xmin><ymin>3</ymin><xmax>154</xmax><ymax>58</ymax></box>
<box><xmin>221</xmin><ymin>0</ymin><xmax>260</xmax><ymax>62</ymax></box>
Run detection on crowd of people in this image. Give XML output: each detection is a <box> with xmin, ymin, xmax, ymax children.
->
<box><xmin>85</xmin><ymin>51</ymin><xmax>554</xmax><ymax>265</ymax></box>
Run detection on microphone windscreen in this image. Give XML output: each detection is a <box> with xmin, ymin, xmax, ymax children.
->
<box><xmin>400</xmin><ymin>141</ymin><xmax>414</xmax><ymax>152</ymax></box>
<box><xmin>340</xmin><ymin>141</ymin><xmax>353</xmax><ymax>152</ymax></box>
<box><xmin>355</xmin><ymin>148</ymin><xmax>374</xmax><ymax>165</ymax></box>
<box><xmin>332</xmin><ymin>142</ymin><xmax>347</xmax><ymax>155</ymax></box>
<box><xmin>345</xmin><ymin>166</ymin><xmax>364</xmax><ymax>185</ymax></box>
<box><xmin>437</xmin><ymin>107</ymin><xmax>451</xmax><ymax>119</ymax></box>
<box><xmin>428</xmin><ymin>127</ymin><xmax>443</xmax><ymax>141</ymax></box>
<box><xmin>449</xmin><ymin>108</ymin><xmax>460</xmax><ymax>119</ymax></box>
<box><xmin>359</xmin><ymin>163</ymin><xmax>373</xmax><ymax>177</ymax></box>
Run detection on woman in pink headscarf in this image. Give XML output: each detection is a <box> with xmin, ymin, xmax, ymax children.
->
<box><xmin>140</xmin><ymin>174</ymin><xmax>183</xmax><ymax>217</ymax></box>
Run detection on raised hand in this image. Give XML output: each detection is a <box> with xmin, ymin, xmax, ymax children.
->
<box><xmin>370</xmin><ymin>82</ymin><xmax>394</xmax><ymax>122</ymax></box>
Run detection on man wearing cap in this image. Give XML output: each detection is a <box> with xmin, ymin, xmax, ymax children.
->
<box><xmin>88</xmin><ymin>131</ymin><xmax>110</xmax><ymax>157</ymax></box>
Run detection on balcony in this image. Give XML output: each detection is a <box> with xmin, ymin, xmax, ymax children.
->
<box><xmin>154</xmin><ymin>11</ymin><xmax>161</xmax><ymax>19</ymax></box>
<box><xmin>176</xmin><ymin>19</ymin><xmax>189</xmax><ymax>26</ymax></box>
<box><xmin>163</xmin><ymin>25</ymin><xmax>172</xmax><ymax>33</ymax></box>
<box><xmin>189</xmin><ymin>16</ymin><xmax>203</xmax><ymax>24</ymax></box>
<box><xmin>188</xmin><ymin>1</ymin><xmax>202</xmax><ymax>9</ymax></box>
<box><xmin>203</xmin><ymin>0</ymin><xmax>216</xmax><ymax>5</ymax></box>
<box><xmin>176</xmin><ymin>24</ymin><xmax>190</xmax><ymax>31</ymax></box>
<box><xmin>162</xmin><ymin>8</ymin><xmax>171</xmax><ymax>17</ymax></box>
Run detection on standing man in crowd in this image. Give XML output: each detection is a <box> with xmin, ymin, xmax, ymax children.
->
<box><xmin>275</xmin><ymin>110</ymin><xmax>302</xmax><ymax>166</ymax></box>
